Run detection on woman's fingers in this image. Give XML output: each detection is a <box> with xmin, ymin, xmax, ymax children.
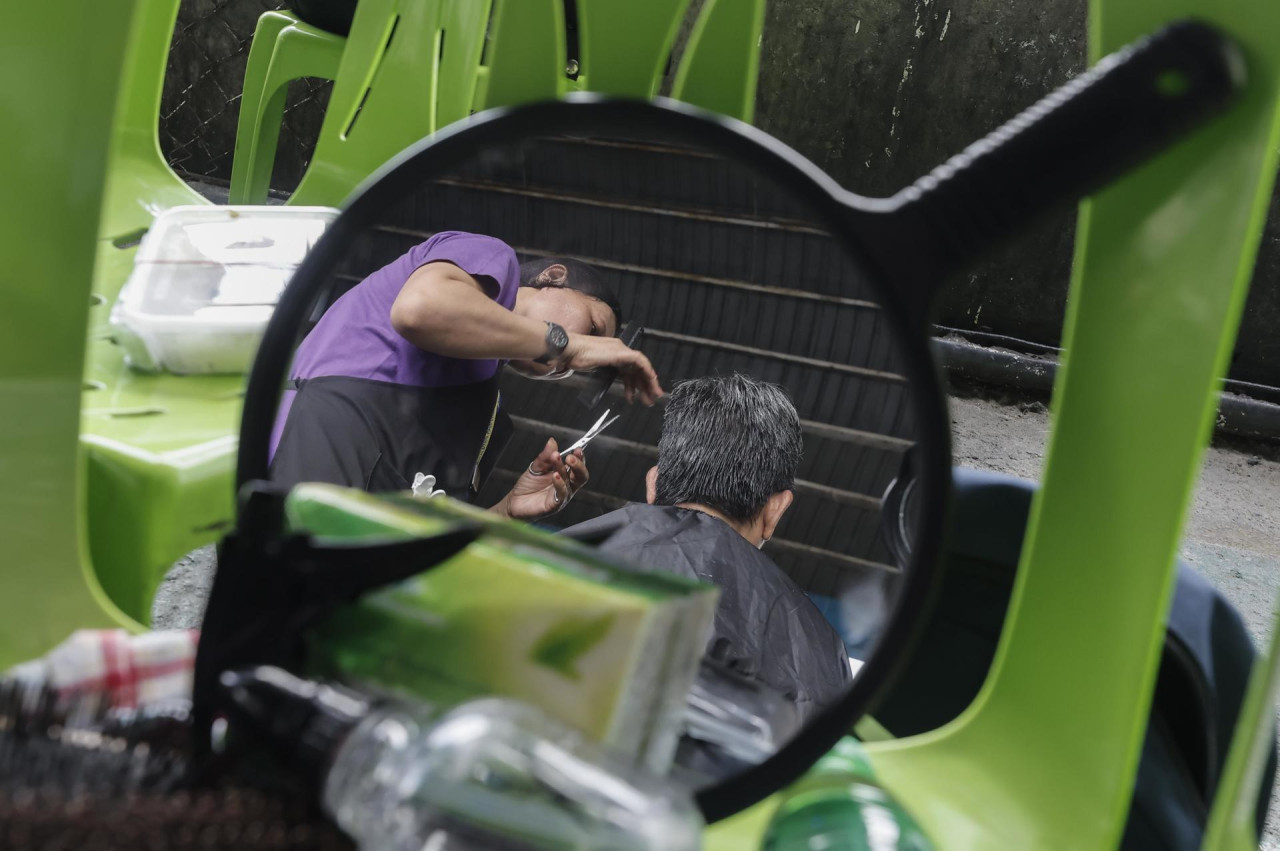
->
<box><xmin>564</xmin><ymin>450</ymin><xmax>589</xmax><ymax>491</ymax></box>
<box><xmin>551</xmin><ymin>472</ymin><xmax>569</xmax><ymax>509</ymax></box>
<box><xmin>564</xmin><ymin>337</ymin><xmax>664</xmax><ymax>406</ymax></box>
<box><xmin>528</xmin><ymin>438</ymin><xmax>563</xmax><ymax>476</ymax></box>
<box><xmin>619</xmin><ymin>354</ymin><xmax>662</xmax><ymax>406</ymax></box>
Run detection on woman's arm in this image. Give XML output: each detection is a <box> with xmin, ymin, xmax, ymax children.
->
<box><xmin>390</xmin><ymin>261</ymin><xmax>547</xmax><ymax>360</ymax></box>
<box><xmin>392</xmin><ymin>260</ymin><xmax>663</xmax><ymax>403</ymax></box>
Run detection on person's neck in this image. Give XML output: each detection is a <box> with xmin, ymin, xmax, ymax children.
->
<box><xmin>673</xmin><ymin>502</ymin><xmax>761</xmax><ymax>545</ymax></box>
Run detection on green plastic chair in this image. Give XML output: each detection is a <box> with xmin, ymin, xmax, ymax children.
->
<box><xmin>706</xmin><ymin>4</ymin><xmax>1280</xmax><ymax>849</ymax></box>
<box><xmin>235</xmin><ymin>0</ymin><xmax>767</xmax><ymax>205</ymax></box>
<box><xmin>228</xmin><ymin>10</ymin><xmax>346</xmax><ymax>205</ymax></box>
<box><xmin>285</xmin><ymin>0</ymin><xmax>495</xmax><ymax>207</ymax></box>
<box><xmin>98</xmin><ymin>0</ymin><xmax>206</xmax><ymax>244</ymax></box>
<box><xmin>80</xmin><ymin>0</ymin><xmax>246</xmax><ymax>626</ymax></box>
<box><xmin>0</xmin><ymin>0</ymin><xmax>146</xmax><ymax>668</ymax></box>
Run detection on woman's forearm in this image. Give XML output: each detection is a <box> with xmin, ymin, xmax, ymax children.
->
<box><xmin>390</xmin><ymin>263</ymin><xmax>546</xmax><ymax>360</ymax></box>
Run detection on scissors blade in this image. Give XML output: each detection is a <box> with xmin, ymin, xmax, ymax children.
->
<box><xmin>560</xmin><ymin>410</ymin><xmax>618</xmax><ymax>458</ymax></box>
<box><xmin>583</xmin><ymin>409</ymin><xmax>615</xmax><ymax>439</ymax></box>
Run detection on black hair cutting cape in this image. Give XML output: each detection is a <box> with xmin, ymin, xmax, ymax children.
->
<box><xmin>560</xmin><ymin>503</ymin><xmax>853</xmax><ymax>722</ymax></box>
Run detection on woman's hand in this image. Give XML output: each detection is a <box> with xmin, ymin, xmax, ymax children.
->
<box><xmin>491</xmin><ymin>438</ymin><xmax>589</xmax><ymax>521</ymax></box>
<box><xmin>560</xmin><ymin>334</ymin><xmax>664</xmax><ymax>405</ymax></box>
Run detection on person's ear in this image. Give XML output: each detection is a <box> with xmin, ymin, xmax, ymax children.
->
<box><xmin>536</xmin><ymin>264</ymin><xmax>568</xmax><ymax>286</ymax></box>
<box><xmin>760</xmin><ymin>490</ymin><xmax>794</xmax><ymax>542</ymax></box>
<box><xmin>645</xmin><ymin>466</ymin><xmax>658</xmax><ymax>504</ymax></box>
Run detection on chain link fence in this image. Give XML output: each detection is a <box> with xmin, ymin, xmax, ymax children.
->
<box><xmin>160</xmin><ymin>0</ymin><xmax>331</xmax><ymax>194</ymax></box>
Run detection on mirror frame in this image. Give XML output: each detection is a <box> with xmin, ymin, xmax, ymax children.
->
<box><xmin>235</xmin><ymin>94</ymin><xmax>953</xmax><ymax>822</ymax></box>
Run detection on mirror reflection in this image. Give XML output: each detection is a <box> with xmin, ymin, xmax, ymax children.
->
<box><xmin>269</xmin><ymin>127</ymin><xmax>922</xmax><ymax>786</ymax></box>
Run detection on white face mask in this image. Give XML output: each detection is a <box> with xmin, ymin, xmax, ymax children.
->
<box><xmin>526</xmin><ymin>368</ymin><xmax>575</xmax><ymax>381</ymax></box>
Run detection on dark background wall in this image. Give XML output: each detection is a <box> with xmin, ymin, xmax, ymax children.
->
<box><xmin>158</xmin><ymin>0</ymin><xmax>1280</xmax><ymax>388</ymax></box>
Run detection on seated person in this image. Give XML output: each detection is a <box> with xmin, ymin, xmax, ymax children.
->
<box><xmin>561</xmin><ymin>374</ymin><xmax>853</xmax><ymax>722</ymax></box>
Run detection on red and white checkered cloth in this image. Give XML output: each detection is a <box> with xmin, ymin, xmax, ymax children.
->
<box><xmin>6</xmin><ymin>629</ymin><xmax>199</xmax><ymax>708</ymax></box>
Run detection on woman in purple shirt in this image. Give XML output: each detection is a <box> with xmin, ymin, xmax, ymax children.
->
<box><xmin>270</xmin><ymin>231</ymin><xmax>662</xmax><ymax>521</ymax></box>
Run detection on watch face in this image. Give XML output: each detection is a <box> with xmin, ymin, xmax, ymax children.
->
<box><xmin>548</xmin><ymin>322</ymin><xmax>569</xmax><ymax>353</ymax></box>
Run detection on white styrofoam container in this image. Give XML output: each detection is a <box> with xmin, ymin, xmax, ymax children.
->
<box><xmin>109</xmin><ymin>205</ymin><xmax>339</xmax><ymax>374</ymax></box>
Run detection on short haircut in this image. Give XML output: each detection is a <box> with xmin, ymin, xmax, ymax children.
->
<box><xmin>518</xmin><ymin>256</ymin><xmax>623</xmax><ymax>330</ymax></box>
<box><xmin>654</xmin><ymin>374</ymin><xmax>803</xmax><ymax>522</ymax></box>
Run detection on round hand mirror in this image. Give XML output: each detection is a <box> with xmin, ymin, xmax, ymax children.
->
<box><xmin>224</xmin><ymin>20</ymin><xmax>1239</xmax><ymax>825</ymax></box>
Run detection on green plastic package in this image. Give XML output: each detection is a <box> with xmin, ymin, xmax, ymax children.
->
<box><xmin>286</xmin><ymin>484</ymin><xmax>720</xmax><ymax>772</ymax></box>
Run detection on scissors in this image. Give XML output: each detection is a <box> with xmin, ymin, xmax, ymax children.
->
<box><xmin>559</xmin><ymin>409</ymin><xmax>620</xmax><ymax>460</ymax></box>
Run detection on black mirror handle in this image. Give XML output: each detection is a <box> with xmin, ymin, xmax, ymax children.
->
<box><xmin>874</xmin><ymin>20</ymin><xmax>1243</xmax><ymax>296</ymax></box>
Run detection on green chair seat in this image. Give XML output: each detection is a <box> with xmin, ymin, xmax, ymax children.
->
<box><xmin>83</xmin><ymin>240</ymin><xmax>242</xmax><ymax>623</ymax></box>
<box><xmin>80</xmin><ymin>0</ymin><xmax>252</xmax><ymax>624</ymax></box>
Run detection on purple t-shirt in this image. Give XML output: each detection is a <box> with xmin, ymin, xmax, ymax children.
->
<box><xmin>269</xmin><ymin>232</ymin><xmax>519</xmax><ymax>458</ymax></box>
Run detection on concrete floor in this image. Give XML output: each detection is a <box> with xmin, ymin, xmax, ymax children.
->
<box><xmin>153</xmin><ymin>392</ymin><xmax>1280</xmax><ymax>846</ymax></box>
<box><xmin>948</xmin><ymin>394</ymin><xmax>1280</xmax><ymax>645</ymax></box>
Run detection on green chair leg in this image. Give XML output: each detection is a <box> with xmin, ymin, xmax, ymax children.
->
<box><xmin>230</xmin><ymin>11</ymin><xmax>346</xmax><ymax>204</ymax></box>
<box><xmin>0</xmin><ymin>0</ymin><xmax>147</xmax><ymax>668</ymax></box>
<box><xmin>229</xmin><ymin>11</ymin><xmax>296</xmax><ymax>204</ymax></box>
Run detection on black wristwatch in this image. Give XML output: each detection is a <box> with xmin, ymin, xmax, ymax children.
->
<box><xmin>534</xmin><ymin>321</ymin><xmax>570</xmax><ymax>364</ymax></box>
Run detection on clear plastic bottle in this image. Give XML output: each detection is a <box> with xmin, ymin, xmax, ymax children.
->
<box><xmin>220</xmin><ymin>667</ymin><xmax>703</xmax><ymax>851</ymax></box>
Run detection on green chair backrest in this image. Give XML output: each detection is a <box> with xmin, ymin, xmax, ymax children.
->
<box><xmin>857</xmin><ymin>3</ymin><xmax>1280</xmax><ymax>849</ymax></box>
<box><xmin>289</xmin><ymin>0</ymin><xmax>495</xmax><ymax>207</ymax></box>
<box><xmin>0</xmin><ymin>2</ymin><xmax>142</xmax><ymax>668</ymax></box>
<box><xmin>670</xmin><ymin>0</ymin><xmax>768</xmax><ymax>124</ymax></box>
<box><xmin>473</xmin><ymin>0</ymin><xmax>566</xmax><ymax>112</ymax></box>
<box><xmin>100</xmin><ymin>0</ymin><xmax>205</xmax><ymax>242</ymax></box>
<box><xmin>289</xmin><ymin>0</ymin><xmax>769</xmax><ymax>205</ymax></box>
<box><xmin>574</xmin><ymin>0</ymin><xmax>694</xmax><ymax>97</ymax></box>
<box><xmin>434</xmin><ymin>0</ymin><xmax>495</xmax><ymax>128</ymax></box>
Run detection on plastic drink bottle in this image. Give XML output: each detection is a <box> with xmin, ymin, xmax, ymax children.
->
<box><xmin>762</xmin><ymin>737</ymin><xmax>935</xmax><ymax>851</ymax></box>
<box><xmin>220</xmin><ymin>666</ymin><xmax>703</xmax><ymax>851</ymax></box>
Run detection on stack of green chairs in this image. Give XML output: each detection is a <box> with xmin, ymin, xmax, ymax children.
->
<box><xmin>231</xmin><ymin>0</ymin><xmax>502</xmax><ymax>206</ymax></box>
<box><xmin>230</xmin><ymin>0</ymin><xmax>769</xmax><ymax>207</ymax></box>
<box><xmin>228</xmin><ymin>10</ymin><xmax>346</xmax><ymax>205</ymax></box>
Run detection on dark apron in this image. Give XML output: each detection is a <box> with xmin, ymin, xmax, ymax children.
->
<box><xmin>269</xmin><ymin>375</ymin><xmax>513</xmax><ymax>502</ymax></box>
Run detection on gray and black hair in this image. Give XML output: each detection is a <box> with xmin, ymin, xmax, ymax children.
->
<box><xmin>654</xmin><ymin>374</ymin><xmax>803</xmax><ymax>523</ymax></box>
